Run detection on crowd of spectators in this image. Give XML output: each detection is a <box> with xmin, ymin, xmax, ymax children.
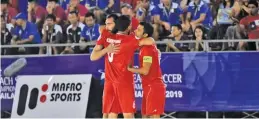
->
<box><xmin>1</xmin><ymin>0</ymin><xmax>259</xmax><ymax>56</ymax></box>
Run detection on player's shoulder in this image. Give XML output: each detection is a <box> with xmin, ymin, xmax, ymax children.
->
<box><xmin>141</xmin><ymin>45</ymin><xmax>156</xmax><ymax>52</ymax></box>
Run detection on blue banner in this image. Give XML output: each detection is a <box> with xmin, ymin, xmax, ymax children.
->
<box><xmin>1</xmin><ymin>52</ymin><xmax>259</xmax><ymax>112</ymax></box>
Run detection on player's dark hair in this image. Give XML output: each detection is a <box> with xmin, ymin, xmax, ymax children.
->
<box><xmin>115</xmin><ymin>15</ymin><xmax>131</xmax><ymax>32</ymax></box>
<box><xmin>45</xmin><ymin>14</ymin><xmax>56</xmax><ymax>21</ymax></box>
<box><xmin>139</xmin><ymin>22</ymin><xmax>153</xmax><ymax>37</ymax></box>
<box><xmin>106</xmin><ymin>14</ymin><xmax>119</xmax><ymax>22</ymax></box>
<box><xmin>85</xmin><ymin>12</ymin><xmax>95</xmax><ymax>19</ymax></box>
<box><xmin>106</xmin><ymin>14</ymin><xmax>119</xmax><ymax>34</ymax></box>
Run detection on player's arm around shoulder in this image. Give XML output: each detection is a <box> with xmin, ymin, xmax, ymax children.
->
<box><xmin>90</xmin><ymin>44</ymin><xmax>120</xmax><ymax>61</ymax></box>
<box><xmin>128</xmin><ymin>47</ymin><xmax>152</xmax><ymax>75</ymax></box>
<box><xmin>139</xmin><ymin>37</ymin><xmax>155</xmax><ymax>46</ymax></box>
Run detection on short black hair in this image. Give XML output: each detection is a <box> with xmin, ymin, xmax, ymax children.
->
<box><xmin>173</xmin><ymin>24</ymin><xmax>183</xmax><ymax>32</ymax></box>
<box><xmin>115</xmin><ymin>15</ymin><xmax>131</xmax><ymax>32</ymax></box>
<box><xmin>85</xmin><ymin>12</ymin><xmax>95</xmax><ymax>19</ymax></box>
<box><xmin>28</xmin><ymin>0</ymin><xmax>36</xmax><ymax>3</ymax></box>
<box><xmin>48</xmin><ymin>0</ymin><xmax>58</xmax><ymax>2</ymax></box>
<box><xmin>69</xmin><ymin>11</ymin><xmax>79</xmax><ymax>16</ymax></box>
<box><xmin>1</xmin><ymin>0</ymin><xmax>9</xmax><ymax>4</ymax></box>
<box><xmin>45</xmin><ymin>14</ymin><xmax>56</xmax><ymax>21</ymax></box>
<box><xmin>106</xmin><ymin>14</ymin><xmax>119</xmax><ymax>22</ymax></box>
<box><xmin>139</xmin><ymin>22</ymin><xmax>154</xmax><ymax>37</ymax></box>
<box><xmin>248</xmin><ymin>0</ymin><xmax>258</xmax><ymax>7</ymax></box>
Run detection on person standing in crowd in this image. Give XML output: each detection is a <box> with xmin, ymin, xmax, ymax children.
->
<box><xmin>80</xmin><ymin>12</ymin><xmax>100</xmax><ymax>53</ymax></box>
<box><xmin>39</xmin><ymin>14</ymin><xmax>63</xmax><ymax>54</ymax></box>
<box><xmin>1</xmin><ymin>0</ymin><xmax>18</xmax><ymax>25</ymax></box>
<box><xmin>12</xmin><ymin>13</ymin><xmax>42</xmax><ymax>54</ymax></box>
<box><xmin>1</xmin><ymin>15</ymin><xmax>16</xmax><ymax>55</ymax></box>
<box><xmin>152</xmin><ymin>0</ymin><xmax>184</xmax><ymax>40</ymax></box>
<box><xmin>238</xmin><ymin>0</ymin><xmax>259</xmax><ymax>50</ymax></box>
<box><xmin>27</xmin><ymin>0</ymin><xmax>47</xmax><ymax>24</ymax></box>
<box><xmin>166</xmin><ymin>24</ymin><xmax>190</xmax><ymax>52</ymax></box>
<box><xmin>62</xmin><ymin>11</ymin><xmax>85</xmax><ymax>54</ymax></box>
<box><xmin>184</xmin><ymin>0</ymin><xmax>213</xmax><ymax>31</ymax></box>
<box><xmin>66</xmin><ymin>0</ymin><xmax>88</xmax><ymax>22</ymax></box>
<box><xmin>46</xmin><ymin>0</ymin><xmax>66</xmax><ymax>25</ymax></box>
<box><xmin>121</xmin><ymin>3</ymin><xmax>139</xmax><ymax>31</ymax></box>
<box><xmin>85</xmin><ymin>0</ymin><xmax>118</xmax><ymax>13</ymax></box>
<box><xmin>128</xmin><ymin>22</ymin><xmax>166</xmax><ymax>118</ymax></box>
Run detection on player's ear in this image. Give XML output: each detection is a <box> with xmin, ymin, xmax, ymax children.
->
<box><xmin>143</xmin><ymin>33</ymin><xmax>148</xmax><ymax>38</ymax></box>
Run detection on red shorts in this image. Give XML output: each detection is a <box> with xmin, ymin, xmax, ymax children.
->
<box><xmin>142</xmin><ymin>84</ymin><xmax>166</xmax><ymax>115</ymax></box>
<box><xmin>102</xmin><ymin>81</ymin><xmax>136</xmax><ymax>114</ymax></box>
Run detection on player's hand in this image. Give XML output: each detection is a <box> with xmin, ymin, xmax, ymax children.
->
<box><xmin>106</xmin><ymin>44</ymin><xmax>120</xmax><ymax>54</ymax></box>
<box><xmin>127</xmin><ymin>65</ymin><xmax>133</xmax><ymax>72</ymax></box>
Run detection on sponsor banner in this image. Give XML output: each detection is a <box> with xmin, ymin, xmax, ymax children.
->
<box><xmin>11</xmin><ymin>75</ymin><xmax>92</xmax><ymax>118</ymax></box>
<box><xmin>2</xmin><ymin>52</ymin><xmax>259</xmax><ymax>112</ymax></box>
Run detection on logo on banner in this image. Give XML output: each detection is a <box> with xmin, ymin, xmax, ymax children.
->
<box><xmin>11</xmin><ymin>75</ymin><xmax>92</xmax><ymax>118</ymax></box>
<box><xmin>0</xmin><ymin>76</ymin><xmax>16</xmax><ymax>99</ymax></box>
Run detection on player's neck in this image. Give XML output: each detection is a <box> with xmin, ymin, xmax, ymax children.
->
<box><xmin>117</xmin><ymin>31</ymin><xmax>128</xmax><ymax>35</ymax></box>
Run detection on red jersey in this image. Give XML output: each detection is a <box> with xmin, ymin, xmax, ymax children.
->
<box><xmin>97</xmin><ymin>29</ymin><xmax>139</xmax><ymax>84</ymax></box>
<box><xmin>139</xmin><ymin>44</ymin><xmax>163</xmax><ymax>86</ymax></box>
<box><xmin>240</xmin><ymin>15</ymin><xmax>259</xmax><ymax>39</ymax></box>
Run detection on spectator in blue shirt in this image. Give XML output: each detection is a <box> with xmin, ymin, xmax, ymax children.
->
<box><xmin>184</xmin><ymin>0</ymin><xmax>213</xmax><ymax>32</ymax></box>
<box><xmin>152</xmin><ymin>0</ymin><xmax>184</xmax><ymax>40</ymax></box>
<box><xmin>12</xmin><ymin>13</ymin><xmax>42</xmax><ymax>54</ymax></box>
<box><xmin>85</xmin><ymin>0</ymin><xmax>117</xmax><ymax>12</ymax></box>
<box><xmin>80</xmin><ymin>12</ymin><xmax>100</xmax><ymax>53</ymax></box>
<box><xmin>135</xmin><ymin>0</ymin><xmax>157</xmax><ymax>23</ymax></box>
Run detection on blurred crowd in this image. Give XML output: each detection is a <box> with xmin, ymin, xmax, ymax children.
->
<box><xmin>1</xmin><ymin>0</ymin><xmax>259</xmax><ymax>56</ymax></box>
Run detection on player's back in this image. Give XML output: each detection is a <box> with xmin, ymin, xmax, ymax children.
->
<box><xmin>104</xmin><ymin>33</ymin><xmax>139</xmax><ymax>84</ymax></box>
<box><xmin>139</xmin><ymin>44</ymin><xmax>163</xmax><ymax>86</ymax></box>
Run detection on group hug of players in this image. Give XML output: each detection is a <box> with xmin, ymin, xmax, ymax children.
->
<box><xmin>90</xmin><ymin>14</ymin><xmax>166</xmax><ymax>118</ymax></box>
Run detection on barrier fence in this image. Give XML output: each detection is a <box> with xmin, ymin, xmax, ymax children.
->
<box><xmin>1</xmin><ymin>40</ymin><xmax>259</xmax><ymax>118</ymax></box>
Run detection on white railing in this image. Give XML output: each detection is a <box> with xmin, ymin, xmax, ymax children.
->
<box><xmin>1</xmin><ymin>39</ymin><xmax>259</xmax><ymax>58</ymax></box>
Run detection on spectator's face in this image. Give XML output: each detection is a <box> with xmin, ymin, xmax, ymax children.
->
<box><xmin>171</xmin><ymin>26</ymin><xmax>181</xmax><ymax>37</ymax></box>
<box><xmin>1</xmin><ymin>4</ymin><xmax>7</xmax><ymax>11</ymax></box>
<box><xmin>161</xmin><ymin>0</ymin><xmax>171</xmax><ymax>5</ymax></box>
<box><xmin>121</xmin><ymin>7</ymin><xmax>132</xmax><ymax>16</ymax></box>
<box><xmin>47</xmin><ymin>1</ymin><xmax>56</xmax><ymax>8</ymax></box>
<box><xmin>143</xmin><ymin>1</ymin><xmax>150</xmax><ymax>9</ymax></box>
<box><xmin>134</xmin><ymin>25</ymin><xmax>145</xmax><ymax>38</ymax></box>
<box><xmin>16</xmin><ymin>19</ymin><xmax>23</xmax><ymax>26</ymax></box>
<box><xmin>68</xmin><ymin>13</ymin><xmax>78</xmax><ymax>24</ymax></box>
<box><xmin>195</xmin><ymin>28</ymin><xmax>203</xmax><ymax>39</ymax></box>
<box><xmin>70</xmin><ymin>0</ymin><xmax>79</xmax><ymax>7</ymax></box>
<box><xmin>248</xmin><ymin>4</ymin><xmax>258</xmax><ymax>15</ymax></box>
<box><xmin>85</xmin><ymin>16</ymin><xmax>95</xmax><ymax>27</ymax></box>
<box><xmin>28</xmin><ymin>2</ymin><xmax>36</xmax><ymax>9</ymax></box>
<box><xmin>1</xmin><ymin>17</ymin><xmax>6</xmax><ymax>29</ymax></box>
<box><xmin>45</xmin><ymin>18</ymin><xmax>54</xmax><ymax>26</ymax></box>
<box><xmin>105</xmin><ymin>18</ymin><xmax>115</xmax><ymax>32</ymax></box>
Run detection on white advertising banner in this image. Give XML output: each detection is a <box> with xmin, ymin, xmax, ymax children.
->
<box><xmin>11</xmin><ymin>74</ymin><xmax>92</xmax><ymax>118</ymax></box>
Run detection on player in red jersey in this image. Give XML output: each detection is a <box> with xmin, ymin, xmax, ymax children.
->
<box><xmin>90</xmin><ymin>15</ymin><xmax>154</xmax><ymax>118</ymax></box>
<box><xmin>128</xmin><ymin>22</ymin><xmax>166</xmax><ymax>118</ymax></box>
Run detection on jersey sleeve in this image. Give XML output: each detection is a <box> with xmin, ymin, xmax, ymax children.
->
<box><xmin>96</xmin><ymin>29</ymin><xmax>109</xmax><ymax>45</ymax></box>
<box><xmin>142</xmin><ymin>47</ymin><xmax>154</xmax><ymax>64</ymax></box>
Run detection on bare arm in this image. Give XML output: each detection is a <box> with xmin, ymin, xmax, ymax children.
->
<box><xmin>90</xmin><ymin>44</ymin><xmax>119</xmax><ymax>61</ymax></box>
<box><xmin>128</xmin><ymin>61</ymin><xmax>152</xmax><ymax>75</ymax></box>
<box><xmin>139</xmin><ymin>37</ymin><xmax>155</xmax><ymax>46</ymax></box>
<box><xmin>16</xmin><ymin>35</ymin><xmax>34</xmax><ymax>44</ymax></box>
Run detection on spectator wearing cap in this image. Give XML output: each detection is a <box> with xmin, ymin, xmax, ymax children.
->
<box><xmin>238</xmin><ymin>0</ymin><xmax>259</xmax><ymax>50</ymax></box>
<box><xmin>1</xmin><ymin>0</ymin><xmax>18</xmax><ymax>25</ymax></box>
<box><xmin>66</xmin><ymin>0</ymin><xmax>88</xmax><ymax>23</ymax></box>
<box><xmin>80</xmin><ymin>12</ymin><xmax>100</xmax><ymax>53</ymax></box>
<box><xmin>46</xmin><ymin>0</ymin><xmax>66</xmax><ymax>26</ymax></box>
<box><xmin>184</xmin><ymin>0</ymin><xmax>213</xmax><ymax>32</ymax></box>
<box><xmin>121</xmin><ymin>3</ymin><xmax>139</xmax><ymax>32</ymax></box>
<box><xmin>12</xmin><ymin>13</ymin><xmax>42</xmax><ymax>54</ymax></box>
<box><xmin>40</xmin><ymin>14</ymin><xmax>63</xmax><ymax>54</ymax></box>
<box><xmin>152</xmin><ymin>0</ymin><xmax>184</xmax><ymax>40</ymax></box>
<box><xmin>62</xmin><ymin>11</ymin><xmax>85</xmax><ymax>54</ymax></box>
<box><xmin>27</xmin><ymin>0</ymin><xmax>47</xmax><ymax>24</ymax></box>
